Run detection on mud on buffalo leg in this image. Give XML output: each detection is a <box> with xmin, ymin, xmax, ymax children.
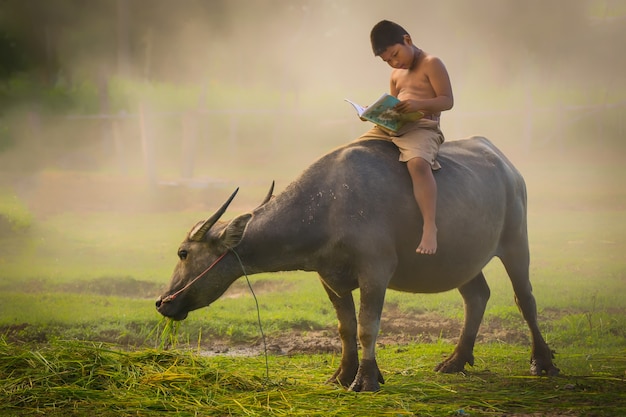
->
<box><xmin>436</xmin><ymin>272</ymin><xmax>490</xmax><ymax>373</ymax></box>
<box><xmin>348</xmin><ymin>276</ymin><xmax>389</xmax><ymax>392</ymax></box>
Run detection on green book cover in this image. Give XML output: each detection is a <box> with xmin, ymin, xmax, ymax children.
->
<box><xmin>345</xmin><ymin>93</ymin><xmax>424</xmax><ymax>133</ymax></box>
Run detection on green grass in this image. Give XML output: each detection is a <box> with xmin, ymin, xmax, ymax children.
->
<box><xmin>1</xmin><ymin>339</ymin><xmax>624</xmax><ymax>417</ymax></box>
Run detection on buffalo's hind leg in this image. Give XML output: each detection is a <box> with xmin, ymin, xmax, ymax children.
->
<box><xmin>320</xmin><ymin>279</ymin><xmax>359</xmax><ymax>388</ymax></box>
<box><xmin>436</xmin><ymin>272</ymin><xmax>490</xmax><ymax>373</ymax></box>
<box><xmin>501</xmin><ymin>247</ymin><xmax>560</xmax><ymax>376</ymax></box>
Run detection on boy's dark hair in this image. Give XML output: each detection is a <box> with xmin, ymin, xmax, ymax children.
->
<box><xmin>370</xmin><ymin>20</ymin><xmax>409</xmax><ymax>56</ymax></box>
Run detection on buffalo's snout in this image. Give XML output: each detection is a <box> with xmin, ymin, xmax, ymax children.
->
<box><xmin>155</xmin><ymin>295</ymin><xmax>188</xmax><ymax>321</ymax></box>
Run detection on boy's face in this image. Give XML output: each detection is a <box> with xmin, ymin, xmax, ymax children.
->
<box><xmin>378</xmin><ymin>35</ymin><xmax>415</xmax><ymax>69</ymax></box>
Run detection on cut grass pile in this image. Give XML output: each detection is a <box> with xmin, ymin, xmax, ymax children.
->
<box><xmin>1</xmin><ymin>338</ymin><xmax>624</xmax><ymax>417</ymax></box>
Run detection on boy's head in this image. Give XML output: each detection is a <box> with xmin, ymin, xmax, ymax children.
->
<box><xmin>370</xmin><ymin>20</ymin><xmax>409</xmax><ymax>56</ymax></box>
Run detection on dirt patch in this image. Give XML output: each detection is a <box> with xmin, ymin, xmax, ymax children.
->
<box><xmin>201</xmin><ymin>308</ymin><xmax>531</xmax><ymax>357</ymax></box>
<box><xmin>1</xmin><ymin>274</ymin><xmax>535</xmax><ymax>350</ymax></box>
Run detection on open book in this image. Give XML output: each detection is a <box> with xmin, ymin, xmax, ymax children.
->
<box><xmin>345</xmin><ymin>93</ymin><xmax>424</xmax><ymax>133</ymax></box>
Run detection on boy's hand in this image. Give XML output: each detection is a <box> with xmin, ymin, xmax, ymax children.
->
<box><xmin>394</xmin><ymin>99</ymin><xmax>423</xmax><ymax>113</ymax></box>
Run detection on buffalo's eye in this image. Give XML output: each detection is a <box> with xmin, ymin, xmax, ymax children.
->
<box><xmin>178</xmin><ymin>249</ymin><xmax>188</xmax><ymax>260</ymax></box>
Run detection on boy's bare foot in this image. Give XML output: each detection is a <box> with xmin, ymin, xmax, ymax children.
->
<box><xmin>416</xmin><ymin>227</ymin><xmax>437</xmax><ymax>255</ymax></box>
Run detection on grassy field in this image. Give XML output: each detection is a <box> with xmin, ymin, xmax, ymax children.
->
<box><xmin>1</xmin><ymin>150</ymin><xmax>625</xmax><ymax>416</ymax></box>
<box><xmin>2</xmin><ymin>339</ymin><xmax>624</xmax><ymax>416</ymax></box>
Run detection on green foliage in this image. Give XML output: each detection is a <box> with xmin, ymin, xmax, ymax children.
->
<box><xmin>108</xmin><ymin>77</ymin><xmax>288</xmax><ymax>113</ymax></box>
<box><xmin>0</xmin><ymin>31</ymin><xmax>28</xmax><ymax>78</ymax></box>
<box><xmin>0</xmin><ymin>74</ymin><xmax>295</xmax><ymax>117</ymax></box>
<box><xmin>0</xmin><ymin>189</ymin><xmax>33</xmax><ymax>233</ymax></box>
<box><xmin>0</xmin><ymin>75</ymin><xmax>100</xmax><ymax>114</ymax></box>
<box><xmin>0</xmin><ymin>120</ymin><xmax>12</xmax><ymax>152</ymax></box>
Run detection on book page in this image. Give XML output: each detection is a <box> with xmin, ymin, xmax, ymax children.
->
<box><xmin>344</xmin><ymin>99</ymin><xmax>366</xmax><ymax>116</ymax></box>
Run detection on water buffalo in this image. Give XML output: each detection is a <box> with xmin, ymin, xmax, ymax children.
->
<box><xmin>156</xmin><ymin>136</ymin><xmax>559</xmax><ymax>391</ymax></box>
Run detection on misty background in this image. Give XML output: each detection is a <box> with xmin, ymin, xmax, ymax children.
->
<box><xmin>0</xmin><ymin>0</ymin><xmax>624</xmax><ymax>223</ymax></box>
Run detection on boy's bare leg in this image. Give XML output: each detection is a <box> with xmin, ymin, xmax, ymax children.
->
<box><xmin>406</xmin><ymin>157</ymin><xmax>438</xmax><ymax>255</ymax></box>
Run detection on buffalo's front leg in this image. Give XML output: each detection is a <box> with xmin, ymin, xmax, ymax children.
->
<box><xmin>348</xmin><ymin>282</ymin><xmax>387</xmax><ymax>392</ymax></box>
<box><xmin>321</xmin><ymin>281</ymin><xmax>359</xmax><ymax>387</ymax></box>
<box><xmin>436</xmin><ymin>272</ymin><xmax>490</xmax><ymax>373</ymax></box>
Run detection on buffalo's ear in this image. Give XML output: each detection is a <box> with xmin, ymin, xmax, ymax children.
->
<box><xmin>218</xmin><ymin>213</ymin><xmax>252</xmax><ymax>249</ymax></box>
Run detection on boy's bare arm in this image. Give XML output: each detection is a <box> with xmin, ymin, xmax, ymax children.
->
<box><xmin>394</xmin><ymin>57</ymin><xmax>453</xmax><ymax>115</ymax></box>
<box><xmin>421</xmin><ymin>57</ymin><xmax>453</xmax><ymax>113</ymax></box>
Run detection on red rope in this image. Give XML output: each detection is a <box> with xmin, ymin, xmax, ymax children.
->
<box><xmin>161</xmin><ymin>251</ymin><xmax>228</xmax><ymax>303</ymax></box>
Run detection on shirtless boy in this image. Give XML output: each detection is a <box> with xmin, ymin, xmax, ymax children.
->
<box><xmin>360</xmin><ymin>20</ymin><xmax>453</xmax><ymax>255</ymax></box>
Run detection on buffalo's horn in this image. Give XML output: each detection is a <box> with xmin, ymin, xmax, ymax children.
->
<box><xmin>190</xmin><ymin>187</ymin><xmax>239</xmax><ymax>241</ymax></box>
<box><xmin>257</xmin><ymin>181</ymin><xmax>275</xmax><ymax>208</ymax></box>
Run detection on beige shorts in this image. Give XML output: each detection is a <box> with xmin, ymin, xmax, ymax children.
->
<box><xmin>357</xmin><ymin>118</ymin><xmax>445</xmax><ymax>170</ymax></box>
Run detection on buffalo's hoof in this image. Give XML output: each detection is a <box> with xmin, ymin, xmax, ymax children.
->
<box><xmin>348</xmin><ymin>359</ymin><xmax>385</xmax><ymax>392</ymax></box>
<box><xmin>326</xmin><ymin>362</ymin><xmax>359</xmax><ymax>388</ymax></box>
<box><xmin>530</xmin><ymin>347</ymin><xmax>560</xmax><ymax>376</ymax></box>
<box><xmin>530</xmin><ymin>358</ymin><xmax>560</xmax><ymax>376</ymax></box>
<box><xmin>435</xmin><ymin>351</ymin><xmax>474</xmax><ymax>373</ymax></box>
